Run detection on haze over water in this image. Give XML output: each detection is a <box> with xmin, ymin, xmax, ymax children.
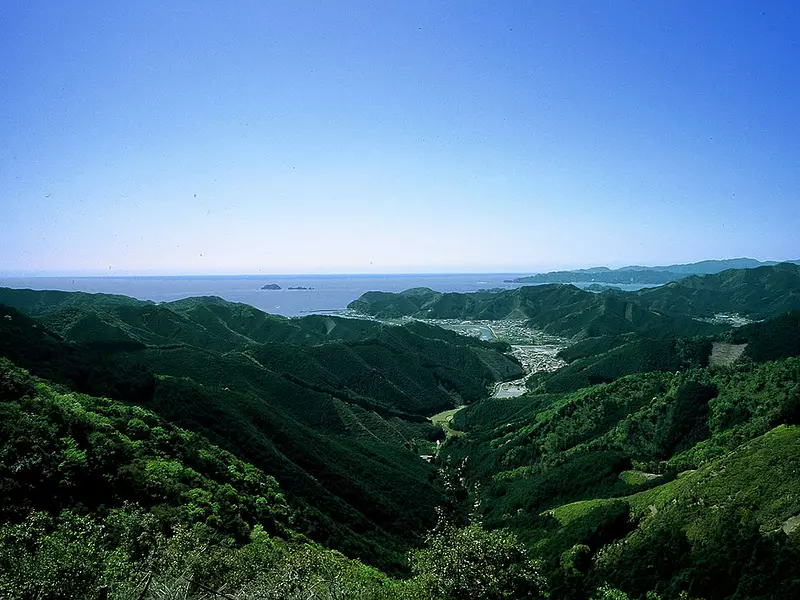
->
<box><xmin>0</xmin><ymin>274</ymin><xmax>526</xmax><ymax>317</ymax></box>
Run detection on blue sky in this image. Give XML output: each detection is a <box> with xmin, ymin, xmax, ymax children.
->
<box><xmin>1</xmin><ymin>1</ymin><xmax>798</xmax><ymax>275</ymax></box>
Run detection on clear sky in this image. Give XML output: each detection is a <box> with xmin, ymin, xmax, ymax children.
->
<box><xmin>1</xmin><ymin>1</ymin><xmax>798</xmax><ymax>275</ymax></box>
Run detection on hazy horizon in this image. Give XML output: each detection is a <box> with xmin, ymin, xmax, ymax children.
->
<box><xmin>2</xmin><ymin>2</ymin><xmax>799</xmax><ymax>274</ymax></box>
<box><xmin>2</xmin><ymin>255</ymin><xmax>799</xmax><ymax>279</ymax></box>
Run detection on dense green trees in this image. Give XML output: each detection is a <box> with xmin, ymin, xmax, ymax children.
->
<box><xmin>349</xmin><ymin>284</ymin><xmax>724</xmax><ymax>340</ymax></box>
<box><xmin>409</xmin><ymin>518</ymin><xmax>547</xmax><ymax>600</ymax></box>
<box><xmin>529</xmin><ymin>336</ymin><xmax>712</xmax><ymax>393</ymax></box>
<box><xmin>440</xmin><ymin>355</ymin><xmax>800</xmax><ymax>598</ymax></box>
<box><xmin>0</xmin><ymin>359</ymin><xmax>553</xmax><ymax>599</ymax></box>
<box><xmin>0</xmin><ymin>509</ymin><xmax>406</xmax><ymax>600</ymax></box>
<box><xmin>0</xmin><ymin>359</ymin><xmax>289</xmax><ymax>537</ymax></box>
<box><xmin>732</xmin><ymin>309</ymin><xmax>800</xmax><ymax>362</ymax></box>
<box><xmin>0</xmin><ymin>292</ymin><xmax>526</xmax><ymax>571</ymax></box>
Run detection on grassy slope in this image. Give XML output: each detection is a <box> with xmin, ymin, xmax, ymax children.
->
<box><xmin>545</xmin><ymin>426</ymin><xmax>800</xmax><ymax>598</ymax></box>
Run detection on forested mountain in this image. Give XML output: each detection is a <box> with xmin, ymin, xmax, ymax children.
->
<box><xmin>341</xmin><ymin>264</ymin><xmax>800</xmax><ymax>597</ymax></box>
<box><xmin>350</xmin><ymin>263</ymin><xmax>800</xmax><ymax>326</ymax></box>
<box><xmin>3</xmin><ymin>271</ymin><xmax>800</xmax><ymax>599</ymax></box>
<box><xmin>528</xmin><ymin>335</ymin><xmax>712</xmax><ymax>393</ymax></box>
<box><xmin>1</xmin><ymin>358</ymin><xmax>545</xmax><ymax>599</ymax></box>
<box><xmin>634</xmin><ymin>262</ymin><xmax>800</xmax><ymax>319</ymax></box>
<box><xmin>730</xmin><ymin>309</ymin><xmax>800</xmax><ymax>362</ymax></box>
<box><xmin>0</xmin><ymin>289</ymin><xmax>522</xmax><ymax>573</ymax></box>
<box><xmin>349</xmin><ymin>285</ymin><xmax>722</xmax><ymax>340</ymax></box>
<box><xmin>444</xmin><ymin>357</ymin><xmax>800</xmax><ymax>599</ymax></box>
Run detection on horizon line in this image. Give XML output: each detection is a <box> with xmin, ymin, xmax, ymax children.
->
<box><xmin>2</xmin><ymin>257</ymin><xmax>798</xmax><ymax>279</ymax></box>
<box><xmin>0</xmin><ymin>271</ymin><xmax>537</xmax><ymax>279</ymax></box>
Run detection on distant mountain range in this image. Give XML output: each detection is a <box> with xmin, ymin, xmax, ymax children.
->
<box><xmin>510</xmin><ymin>257</ymin><xmax>800</xmax><ymax>285</ymax></box>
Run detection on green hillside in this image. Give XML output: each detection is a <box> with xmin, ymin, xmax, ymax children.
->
<box><xmin>635</xmin><ymin>262</ymin><xmax>800</xmax><ymax>319</ymax></box>
<box><xmin>0</xmin><ymin>358</ymin><xmax>548</xmax><ymax>600</ymax></box>
<box><xmin>350</xmin><ymin>264</ymin><xmax>800</xmax><ymax>339</ymax></box>
<box><xmin>529</xmin><ymin>336</ymin><xmax>712</xmax><ymax>393</ymax></box>
<box><xmin>0</xmin><ymin>288</ymin><xmax>391</xmax><ymax>351</ymax></box>
<box><xmin>0</xmin><ymin>358</ymin><xmax>291</xmax><ymax>542</ymax></box>
<box><xmin>0</xmin><ymin>289</ymin><xmax>522</xmax><ymax>572</ymax></box>
<box><xmin>349</xmin><ymin>285</ymin><xmax>722</xmax><ymax>340</ymax></box>
<box><xmin>0</xmin><ymin>358</ymin><xmax>431</xmax><ymax>599</ymax></box>
<box><xmin>553</xmin><ymin>425</ymin><xmax>800</xmax><ymax>599</ymax></box>
<box><xmin>439</xmin><ymin>354</ymin><xmax>800</xmax><ymax>598</ymax></box>
<box><xmin>726</xmin><ymin>309</ymin><xmax>800</xmax><ymax>364</ymax></box>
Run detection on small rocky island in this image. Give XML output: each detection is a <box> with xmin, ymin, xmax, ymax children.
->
<box><xmin>260</xmin><ymin>283</ymin><xmax>282</xmax><ymax>290</ymax></box>
<box><xmin>288</xmin><ymin>286</ymin><xmax>314</xmax><ymax>290</ymax></box>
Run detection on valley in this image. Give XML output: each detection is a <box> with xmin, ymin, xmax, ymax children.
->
<box><xmin>2</xmin><ymin>263</ymin><xmax>800</xmax><ymax>598</ymax></box>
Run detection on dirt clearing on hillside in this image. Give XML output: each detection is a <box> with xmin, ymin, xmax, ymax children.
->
<box><xmin>710</xmin><ymin>342</ymin><xmax>747</xmax><ymax>367</ymax></box>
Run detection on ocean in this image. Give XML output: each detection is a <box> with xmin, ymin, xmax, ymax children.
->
<box><xmin>0</xmin><ymin>274</ymin><xmax>527</xmax><ymax>317</ymax></box>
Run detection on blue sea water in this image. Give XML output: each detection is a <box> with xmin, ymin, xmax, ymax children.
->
<box><xmin>0</xmin><ymin>274</ymin><xmax>527</xmax><ymax>317</ymax></box>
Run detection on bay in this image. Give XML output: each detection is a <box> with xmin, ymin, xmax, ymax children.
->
<box><xmin>0</xmin><ymin>274</ymin><xmax>526</xmax><ymax>317</ymax></box>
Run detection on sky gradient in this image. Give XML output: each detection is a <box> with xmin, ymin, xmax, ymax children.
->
<box><xmin>1</xmin><ymin>1</ymin><xmax>799</xmax><ymax>275</ymax></box>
